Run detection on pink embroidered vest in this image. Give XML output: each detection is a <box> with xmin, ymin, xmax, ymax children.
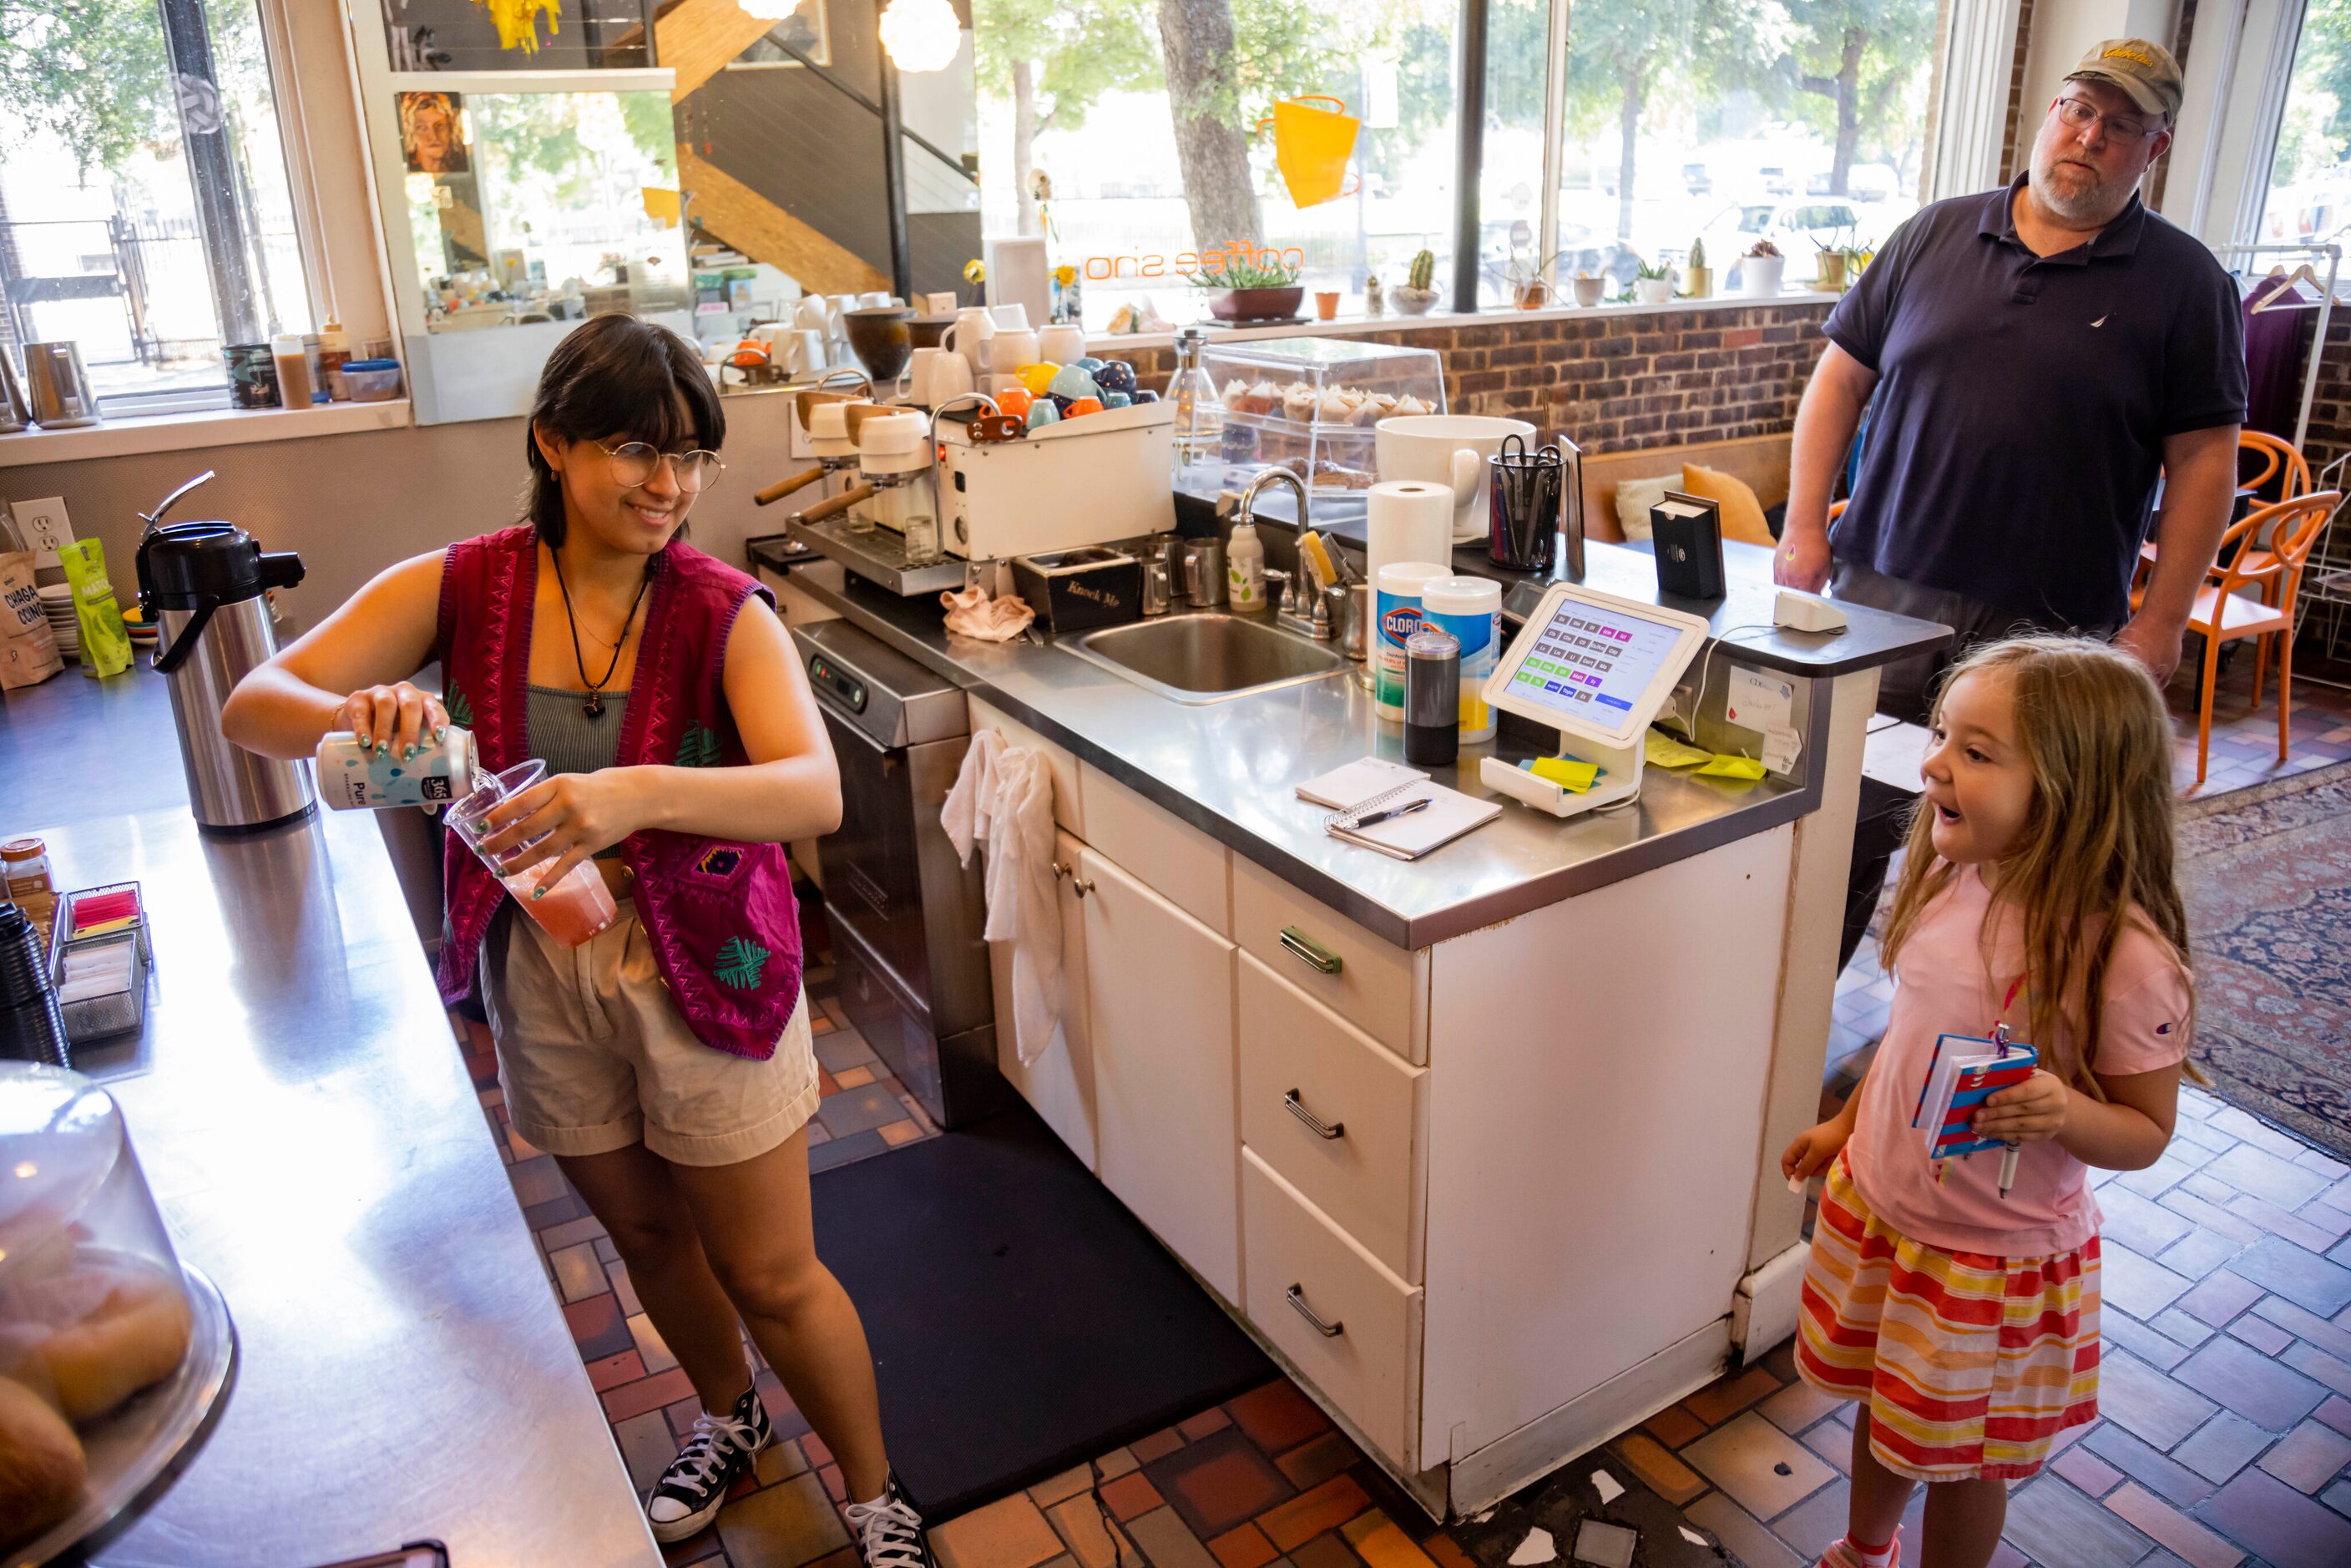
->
<box><xmin>433</xmin><ymin>526</ymin><xmax>801</xmax><ymax>1060</ymax></box>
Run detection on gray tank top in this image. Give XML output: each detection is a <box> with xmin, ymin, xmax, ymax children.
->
<box><xmin>524</xmin><ymin>685</ymin><xmax>630</xmax><ymax>857</ymax></box>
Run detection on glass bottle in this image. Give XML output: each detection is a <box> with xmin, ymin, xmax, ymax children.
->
<box><xmin>1166</xmin><ymin>326</ymin><xmax>1224</xmax><ymax>493</ymax></box>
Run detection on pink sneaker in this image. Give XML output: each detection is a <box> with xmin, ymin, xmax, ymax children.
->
<box><xmin>1813</xmin><ymin>1540</ymin><xmax>1899</xmax><ymax>1568</ymax></box>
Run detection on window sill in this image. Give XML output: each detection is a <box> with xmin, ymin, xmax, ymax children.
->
<box><xmin>0</xmin><ymin>398</ymin><xmax>413</xmax><ymax>470</ymax></box>
<box><xmin>1087</xmin><ymin>290</ymin><xmax>1840</xmax><ymax>352</ymax></box>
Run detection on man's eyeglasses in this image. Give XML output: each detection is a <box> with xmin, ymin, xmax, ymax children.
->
<box><xmin>594</xmin><ymin>442</ymin><xmax>725</xmax><ymax>493</ymax></box>
<box><xmin>2052</xmin><ymin>95</ymin><xmax>2163</xmax><ymax>144</ymax></box>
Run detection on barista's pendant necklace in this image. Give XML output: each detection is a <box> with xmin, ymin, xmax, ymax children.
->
<box><xmin>550</xmin><ymin>547</ymin><xmax>650</xmax><ymax>720</ymax></box>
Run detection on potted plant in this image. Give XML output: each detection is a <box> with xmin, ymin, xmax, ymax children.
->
<box><xmin>1633</xmin><ymin>259</ymin><xmax>1676</xmax><ymax>306</ymax></box>
<box><xmin>1192</xmin><ymin>255</ymin><xmax>1305</xmax><ymax>323</ymax></box>
<box><xmin>1740</xmin><ymin>239</ymin><xmax>1786</xmax><ymax>298</ymax></box>
<box><xmin>1572</xmin><ymin>272</ymin><xmax>1605</xmax><ymax>307</ymax></box>
<box><xmin>1813</xmin><ymin>231</ymin><xmax>1854</xmax><ymax>292</ymax></box>
<box><xmin>1684</xmin><ymin>238</ymin><xmax>1711</xmax><ymax>299</ymax></box>
<box><xmin>1393</xmin><ymin>250</ymin><xmax>1442</xmax><ymax>315</ymax></box>
<box><xmin>1508</xmin><ymin>252</ymin><xmax>1561</xmax><ymax>309</ymax></box>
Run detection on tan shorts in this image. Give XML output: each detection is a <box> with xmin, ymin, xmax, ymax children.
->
<box><xmin>479</xmin><ymin>900</ymin><xmax>821</xmax><ymax>1167</ymax></box>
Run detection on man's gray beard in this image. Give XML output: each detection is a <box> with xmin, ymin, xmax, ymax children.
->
<box><xmin>2031</xmin><ymin>154</ymin><xmax>2133</xmax><ymax>226</ymax></box>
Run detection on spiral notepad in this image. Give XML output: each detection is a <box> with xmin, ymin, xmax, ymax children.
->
<box><xmin>1297</xmin><ymin>761</ymin><xmax>1499</xmax><ymax>861</ymax></box>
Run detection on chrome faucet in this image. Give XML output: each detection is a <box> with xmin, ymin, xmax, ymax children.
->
<box><xmin>1236</xmin><ymin>468</ymin><xmax>1332</xmax><ymax>640</ymax></box>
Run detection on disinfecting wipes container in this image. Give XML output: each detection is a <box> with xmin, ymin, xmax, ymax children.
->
<box><xmin>1374</xmin><ymin>562</ymin><xmax>1449</xmax><ymax>722</ymax></box>
<box><xmin>1422</xmin><ymin>576</ymin><xmax>1502</xmax><ymax>743</ymax></box>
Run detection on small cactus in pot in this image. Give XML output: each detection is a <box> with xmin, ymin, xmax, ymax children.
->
<box><xmin>1394</xmin><ymin>248</ymin><xmax>1441</xmax><ymax>314</ymax></box>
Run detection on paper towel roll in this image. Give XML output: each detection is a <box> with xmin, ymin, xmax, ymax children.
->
<box><xmin>1366</xmin><ymin>480</ymin><xmax>1456</xmax><ymax>588</ymax></box>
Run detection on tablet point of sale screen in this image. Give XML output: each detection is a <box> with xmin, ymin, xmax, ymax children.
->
<box><xmin>1508</xmin><ymin>602</ymin><xmax>1686</xmax><ymax>721</ymax></box>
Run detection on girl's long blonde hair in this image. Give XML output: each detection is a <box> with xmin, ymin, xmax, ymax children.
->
<box><xmin>1878</xmin><ymin>636</ymin><xmax>2197</xmax><ymax>1095</ymax></box>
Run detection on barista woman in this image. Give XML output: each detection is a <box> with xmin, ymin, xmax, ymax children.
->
<box><xmin>224</xmin><ymin>315</ymin><xmax>933</xmax><ymax>1562</ymax></box>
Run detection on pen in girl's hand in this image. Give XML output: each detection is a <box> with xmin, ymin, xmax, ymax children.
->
<box><xmin>1999</xmin><ymin>1142</ymin><xmax>2020</xmax><ymax>1198</ymax></box>
<box><xmin>1352</xmin><ymin>797</ymin><xmax>1433</xmax><ymax>829</ymax></box>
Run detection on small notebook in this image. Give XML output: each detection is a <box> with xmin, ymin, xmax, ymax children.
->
<box><xmin>1296</xmin><ymin>757</ymin><xmax>1426</xmax><ymax>809</ymax></box>
<box><xmin>1911</xmin><ymin>1034</ymin><xmax>2040</xmax><ymax>1160</ymax></box>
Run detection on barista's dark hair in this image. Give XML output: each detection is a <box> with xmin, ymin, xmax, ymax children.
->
<box><xmin>522</xmin><ymin>313</ymin><xmax>725</xmax><ymax>547</ymax></box>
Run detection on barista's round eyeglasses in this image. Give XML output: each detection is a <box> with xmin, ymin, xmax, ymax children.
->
<box><xmin>594</xmin><ymin>442</ymin><xmax>725</xmax><ymax>493</ymax></box>
<box><xmin>2052</xmin><ymin>95</ymin><xmax>2162</xmax><ymax>143</ymax></box>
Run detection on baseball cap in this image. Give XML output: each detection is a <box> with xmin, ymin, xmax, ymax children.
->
<box><xmin>2065</xmin><ymin>38</ymin><xmax>2184</xmax><ymax>122</ymax></box>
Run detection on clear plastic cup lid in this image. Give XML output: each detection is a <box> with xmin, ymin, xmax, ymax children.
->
<box><xmin>0</xmin><ymin>1065</ymin><xmax>124</xmax><ymax>1264</ymax></box>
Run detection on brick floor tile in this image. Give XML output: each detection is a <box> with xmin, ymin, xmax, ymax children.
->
<box><xmin>2161</xmin><ymin>1227</ymin><xmax>2248</xmax><ymax>1282</ymax></box>
<box><xmin>1681</xmin><ymin>1491</ymin><xmax>1801</xmax><ymax>1568</ymax></box>
<box><xmin>2324</xmin><ymin>1477</ymin><xmax>2351</xmax><ymax>1518</ymax></box>
<box><xmin>541</xmin><ymin>1213</ymin><xmax>608</xmax><ymax>1251</ymax></box>
<box><xmin>1131</xmin><ymin>1429</ymin><xmax>1187</xmax><ymax>1465</ymax></box>
<box><xmin>2227</xmin><ymin>1315</ymin><xmax>2296</xmax><ymax>1356</ymax></box>
<box><xmin>564</xmin><ymin>1292</ymin><xmax>636</xmax><ymax>1360</ymax></box>
<box><xmin>585</xmin><ymin>1349</ymin><xmax>646</xmax><ymax>1391</ymax></box>
<box><xmin>2177</xmin><ymin>1336</ymin><xmax>2330</xmax><ymax>1432</ymax></box>
<box><xmin>2085</xmin><ymin>1422</ymin><xmax>2217</xmax><ymax>1506</ymax></box>
<box><xmin>2003</xmin><ymin>1477</ymin><xmax>2156</xmax><ymax>1568</ymax></box>
<box><xmin>1338</xmin><ymin>1512</ymin><xmax>1437</xmax><ymax>1568</ymax></box>
<box><xmin>1681</xmin><ymin>1363</ymin><xmax>1782</xmax><ymax>1426</ymax></box>
<box><xmin>1800</xmin><ymin>1417</ymin><xmax>1853</xmax><ymax>1475</ymax></box>
<box><xmin>2255</xmin><ymin>1296</ymin><xmax>2351</xmax><ymax>1363</ymax></box>
<box><xmin>2258</xmin><ymin>1420</ymin><xmax>2351</xmax><ymax>1493</ymax></box>
<box><xmin>1048</xmin><ymin>1495</ymin><xmax>1133</xmax><ymax>1568</ymax></box>
<box><xmin>1420</xmin><ymin>1535</ymin><xmax>1474</xmax><ymax>1568</ymax></box>
<box><xmin>2163</xmin><ymin>1190</ymin><xmax>2269</xmax><ymax>1247</ymax></box>
<box><xmin>2194</xmin><ymin>1467</ymin><xmax>2351</xmax><ymax>1568</ymax></box>
<box><xmin>1288</xmin><ymin>1533</ymin><xmax>1361</xmax><ymax>1568</ymax></box>
<box><xmin>604</xmin><ymin>1366</ymin><xmax>699</xmax><ymax>1424</ymax></box>
<box><xmin>2055</xmin><ymin>1442</ymin><xmax>2126</xmax><ymax>1496</ymax></box>
<box><xmin>1094</xmin><ymin>1449</ymin><xmax>1140</xmax><ymax>1481</ymax></box>
<box><xmin>720</xmin><ymin>1471</ymin><xmax>852</xmax><ymax>1568</ymax></box>
<box><xmin>877</xmin><ymin>1120</ymin><xmax>925</xmax><ymax>1146</ymax></box>
<box><xmin>1226</xmin><ymin>1381</ymin><xmax>1333</xmax><ymax>1454</ymax></box>
<box><xmin>1029</xmin><ymin>1467</ymin><xmax>1099</xmax><ymax>1510</ymax></box>
<box><xmin>1681</xmin><ymin>1412</ymin><xmax>1835</xmax><ymax>1520</ymax></box>
<box><xmin>614</xmin><ymin>1407</ymin><xmax>680</xmax><ymax>1492</ymax></box>
<box><xmin>659</xmin><ymin>1525</ymin><xmax>723</xmax><ymax>1565</ymax></box>
<box><xmin>2102</xmin><ymin>1348</ymin><xmax>2221</xmax><ymax>1448</ymax></box>
<box><xmin>1610</xmin><ymin>1433</ymin><xmax>1707</xmax><ymax>1506</ymax></box>
<box><xmin>1274</xmin><ymin>1433</ymin><xmax>1361</xmax><ymax>1494</ymax></box>
<box><xmin>2298</xmin><ymin>1149</ymin><xmax>2351</xmax><ymax>1181</ymax></box>
<box><xmin>509</xmin><ymin>1153</ymin><xmax>568</xmax><ymax>1208</ymax></box>
<box><xmin>834</xmin><ymin>1065</ymin><xmax>876</xmax><ymax>1090</ymax></box>
<box><xmin>1097</xmin><ymin>1472</ymin><xmax>1164</xmax><ymax>1523</ymax></box>
<box><xmin>2228</xmin><ymin>1193</ymin><xmax>2350</xmax><ymax>1255</ymax></box>
<box><xmin>2105</xmin><ymin>1187</ymin><xmax>2199</xmax><ymax>1257</ymax></box>
<box><xmin>1763</xmin><ymin>1476</ymin><xmax>1853</xmax><ymax>1559</ymax></box>
<box><xmin>2156</xmin><ymin>1308</ymin><xmax>2221</xmax><ymax>1348</ymax></box>
<box><xmin>2106</xmin><ymin>1244</ymin><xmax>2196</xmax><ymax>1319</ymax></box>
<box><xmin>2121</xmin><ymin>1151</ymin><xmax>2210</xmax><ymax>1201</ymax></box>
<box><xmin>2231</xmin><ymin>1237</ymin><xmax>2351</xmax><ymax>1318</ymax></box>
<box><xmin>755</xmin><ymin>1439</ymin><xmax>810</xmax><ymax>1486</ymax></box>
<box><xmin>2208</xmin><ymin>1144</ymin><xmax>2332</xmax><ymax>1211</ymax></box>
<box><xmin>669</xmin><ymin>1396</ymin><xmax>709</xmax><ymax>1438</ymax></box>
<box><xmin>1641</xmin><ymin>1404</ymin><xmax>1707</xmax><ymax>1448</ymax></box>
<box><xmin>1126</xmin><ymin>1509</ymin><xmax>1221</xmax><ymax>1568</ymax></box>
<box><xmin>2173</xmin><ymin>1117</ymin><xmax>2239</xmax><ymax>1156</ymax></box>
<box><xmin>1208</xmin><ymin>1523</ymin><xmax>1280</xmax><ymax>1568</ymax></box>
<box><xmin>1757</xmin><ymin>1378</ymin><xmax>1843</xmax><ymax>1437</ymax></box>
<box><xmin>2104</xmin><ymin>1483</ymin><xmax>2247</xmax><ymax>1568</ymax></box>
<box><xmin>2176</xmin><ymin>1412</ymin><xmax>2278</xmax><ymax>1485</ymax></box>
<box><xmin>1148</xmin><ymin>1429</ymin><xmax>1297</xmax><ymax>1541</ymax></box>
<box><xmin>1180</xmin><ymin>1408</ymin><xmax>1233</xmax><ymax>1442</ymax></box>
<box><xmin>931</xmin><ymin>1493</ymin><xmax>1063</xmax><ymax>1568</ymax></box>
<box><xmin>2106</xmin><ymin>1310</ymin><xmax>2195</xmax><ymax>1371</ymax></box>
<box><xmin>1257</xmin><ymin>1476</ymin><xmax>1373</xmax><ymax>1553</ymax></box>
<box><xmin>2180</xmin><ymin>1271</ymin><xmax>2268</xmax><ymax>1328</ymax></box>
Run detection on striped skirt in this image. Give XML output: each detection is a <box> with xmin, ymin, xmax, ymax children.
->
<box><xmin>1795</xmin><ymin>1151</ymin><xmax>2101</xmax><ymax>1482</ymax></box>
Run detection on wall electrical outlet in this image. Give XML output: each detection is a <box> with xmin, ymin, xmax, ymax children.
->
<box><xmin>8</xmin><ymin>497</ymin><xmax>74</xmax><ymax>566</ymax></box>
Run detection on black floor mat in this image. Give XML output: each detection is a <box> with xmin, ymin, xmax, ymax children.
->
<box><xmin>811</xmin><ymin>1100</ymin><xmax>1274</xmax><ymax>1520</ymax></box>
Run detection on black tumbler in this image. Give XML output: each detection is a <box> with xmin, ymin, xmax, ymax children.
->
<box><xmin>0</xmin><ymin>903</ymin><xmax>70</xmax><ymax>1068</ymax></box>
<box><xmin>1403</xmin><ymin>626</ymin><xmax>1462</xmax><ymax>766</ymax></box>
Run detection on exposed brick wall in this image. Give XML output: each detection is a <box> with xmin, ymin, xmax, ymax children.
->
<box><xmin>1108</xmin><ymin>301</ymin><xmax>1835</xmax><ymax>458</ymax></box>
<box><xmin>2000</xmin><ymin>0</ymin><xmax>2040</xmax><ymax>184</ymax></box>
<box><xmin>2293</xmin><ymin>313</ymin><xmax>2351</xmax><ymax>482</ymax></box>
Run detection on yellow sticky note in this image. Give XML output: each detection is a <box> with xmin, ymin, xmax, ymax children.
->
<box><xmin>1644</xmin><ymin>730</ymin><xmax>1714</xmax><ymax>769</ymax></box>
<box><xmin>1530</xmin><ymin>756</ymin><xmax>1600</xmax><ymax>792</ymax></box>
<box><xmin>1695</xmin><ymin>754</ymin><xmax>1768</xmax><ymax>781</ymax></box>
<box><xmin>642</xmin><ymin>187</ymin><xmax>681</xmax><ymax>228</ymax></box>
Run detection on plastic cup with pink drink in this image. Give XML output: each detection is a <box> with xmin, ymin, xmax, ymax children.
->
<box><xmin>445</xmin><ymin>761</ymin><xmax>619</xmax><ymax>948</ymax></box>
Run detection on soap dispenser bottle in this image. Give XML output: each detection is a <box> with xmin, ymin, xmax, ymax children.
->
<box><xmin>1226</xmin><ymin>519</ymin><xmax>1267</xmax><ymax>610</ymax></box>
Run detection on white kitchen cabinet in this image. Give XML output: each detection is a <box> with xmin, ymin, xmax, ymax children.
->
<box><xmin>1080</xmin><ymin>843</ymin><xmax>1241</xmax><ymax>1302</ymax></box>
<box><xmin>992</xmin><ymin>828</ymin><xmax>1100</xmax><ymax>1170</ymax></box>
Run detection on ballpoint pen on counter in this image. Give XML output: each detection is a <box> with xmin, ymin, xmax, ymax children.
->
<box><xmin>1352</xmin><ymin>797</ymin><xmax>1433</xmax><ymax>830</ymax></box>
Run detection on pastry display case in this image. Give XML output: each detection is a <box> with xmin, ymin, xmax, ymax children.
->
<box><xmin>1199</xmin><ymin>336</ymin><xmax>1448</xmax><ymax>495</ymax></box>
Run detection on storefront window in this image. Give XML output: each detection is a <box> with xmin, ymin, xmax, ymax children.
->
<box><xmin>0</xmin><ymin>0</ymin><xmax>316</xmax><ymax>412</ymax></box>
<box><xmin>972</xmin><ymin>0</ymin><xmax>1459</xmax><ymax>329</ymax></box>
<box><xmin>2259</xmin><ymin>0</ymin><xmax>2351</xmax><ymax>246</ymax></box>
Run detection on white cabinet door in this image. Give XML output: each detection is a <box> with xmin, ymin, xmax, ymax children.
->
<box><xmin>993</xmin><ymin>829</ymin><xmax>1099</xmax><ymax>1169</ymax></box>
<box><xmin>1082</xmin><ymin>843</ymin><xmax>1241</xmax><ymax>1302</ymax></box>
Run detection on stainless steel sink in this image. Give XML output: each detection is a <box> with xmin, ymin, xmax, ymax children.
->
<box><xmin>1064</xmin><ymin>612</ymin><xmax>1352</xmax><ymax>705</ymax></box>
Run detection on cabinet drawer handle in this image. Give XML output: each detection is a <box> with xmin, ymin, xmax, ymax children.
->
<box><xmin>1283</xmin><ymin>1089</ymin><xmax>1345</xmax><ymax>1141</ymax></box>
<box><xmin>1278</xmin><ymin>926</ymin><xmax>1343</xmax><ymax>975</ymax></box>
<box><xmin>1072</xmin><ymin>877</ymin><xmax>1096</xmax><ymax>898</ymax></box>
<box><xmin>1286</xmin><ymin>1284</ymin><xmax>1344</xmax><ymax>1338</ymax></box>
<box><xmin>1052</xmin><ymin>860</ymin><xmax>1069</xmax><ymax>880</ymax></box>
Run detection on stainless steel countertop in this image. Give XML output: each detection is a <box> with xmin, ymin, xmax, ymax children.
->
<box><xmin>0</xmin><ymin>673</ymin><xmax>656</xmax><ymax>1566</ymax></box>
<box><xmin>769</xmin><ymin>549</ymin><xmax>1934</xmax><ymax>948</ymax></box>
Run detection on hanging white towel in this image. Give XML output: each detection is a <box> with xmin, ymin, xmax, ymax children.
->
<box><xmin>940</xmin><ymin>730</ymin><xmax>1062</xmax><ymax>1064</ymax></box>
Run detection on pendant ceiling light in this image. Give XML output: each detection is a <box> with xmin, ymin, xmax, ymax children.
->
<box><xmin>878</xmin><ymin>0</ymin><xmax>960</xmax><ymax>73</ymax></box>
<box><xmin>737</xmin><ymin>0</ymin><xmax>801</xmax><ymax>22</ymax></box>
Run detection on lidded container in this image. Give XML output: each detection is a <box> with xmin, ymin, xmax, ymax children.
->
<box><xmin>0</xmin><ymin>1065</ymin><xmax>195</xmax><ymax>1420</ymax></box>
<box><xmin>1197</xmin><ymin>336</ymin><xmax>1446</xmax><ymax>497</ymax></box>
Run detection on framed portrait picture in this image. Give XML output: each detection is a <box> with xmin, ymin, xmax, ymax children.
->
<box><xmin>399</xmin><ymin>90</ymin><xmax>470</xmax><ymax>175</ymax></box>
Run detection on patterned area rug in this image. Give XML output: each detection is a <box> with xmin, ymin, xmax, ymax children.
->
<box><xmin>2180</xmin><ymin>757</ymin><xmax>2351</xmax><ymax>1159</ymax></box>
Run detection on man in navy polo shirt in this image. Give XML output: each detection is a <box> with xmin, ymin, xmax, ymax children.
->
<box><xmin>1776</xmin><ymin>38</ymin><xmax>2245</xmax><ymax>967</ymax></box>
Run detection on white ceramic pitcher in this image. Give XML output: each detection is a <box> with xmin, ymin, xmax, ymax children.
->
<box><xmin>1376</xmin><ymin>414</ymin><xmax>1540</xmax><ymax>542</ymax></box>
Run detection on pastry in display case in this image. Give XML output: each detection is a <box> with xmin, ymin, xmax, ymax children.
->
<box><xmin>0</xmin><ymin>1065</ymin><xmax>233</xmax><ymax>1557</ymax></box>
<box><xmin>1199</xmin><ymin>336</ymin><xmax>1447</xmax><ymax>494</ymax></box>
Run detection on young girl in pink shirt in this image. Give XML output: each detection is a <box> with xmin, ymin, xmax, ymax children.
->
<box><xmin>1781</xmin><ymin>636</ymin><xmax>2197</xmax><ymax>1568</ymax></box>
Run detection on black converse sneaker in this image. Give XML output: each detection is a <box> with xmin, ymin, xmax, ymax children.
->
<box><xmin>845</xmin><ymin>1471</ymin><xmax>937</xmax><ymax>1568</ymax></box>
<box><xmin>645</xmin><ymin>1383</ymin><xmax>771</xmax><ymax>1541</ymax></box>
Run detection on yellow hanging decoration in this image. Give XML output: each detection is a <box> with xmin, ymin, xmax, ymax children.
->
<box><xmin>1257</xmin><ymin>96</ymin><xmax>1361</xmax><ymax>210</ymax></box>
<box><xmin>473</xmin><ymin>0</ymin><xmax>561</xmax><ymax>54</ymax></box>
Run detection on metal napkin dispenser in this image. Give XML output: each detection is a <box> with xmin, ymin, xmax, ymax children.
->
<box><xmin>1009</xmin><ymin>547</ymin><xmax>1143</xmax><ymax>635</ymax></box>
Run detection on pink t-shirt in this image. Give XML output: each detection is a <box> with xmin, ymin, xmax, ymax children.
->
<box><xmin>1846</xmin><ymin>862</ymin><xmax>2192</xmax><ymax>1257</ymax></box>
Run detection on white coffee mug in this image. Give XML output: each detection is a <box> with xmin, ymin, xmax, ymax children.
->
<box><xmin>1376</xmin><ymin>414</ymin><xmax>1540</xmax><ymax>541</ymax></box>
<box><xmin>943</xmin><ymin>306</ymin><xmax>995</xmax><ymax>376</ymax></box>
<box><xmin>990</xmin><ymin>303</ymin><xmax>1032</xmax><ymax>331</ymax></box>
<box><xmin>1038</xmin><ymin>324</ymin><xmax>1086</xmax><ymax>364</ymax></box>
<box><xmin>781</xmin><ymin>328</ymin><xmax>829</xmax><ymax>375</ymax></box>
<box><xmin>857</xmin><ymin>291</ymin><xmax>896</xmax><ymax>311</ymax></box>
<box><xmin>926</xmin><ymin>351</ymin><xmax>974</xmax><ymax>407</ymax></box>
<box><xmin>988</xmin><ymin>329</ymin><xmax>1040</xmax><ymax>375</ymax></box>
<box><xmin>794</xmin><ymin>295</ymin><xmax>831</xmax><ymax>334</ymax></box>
